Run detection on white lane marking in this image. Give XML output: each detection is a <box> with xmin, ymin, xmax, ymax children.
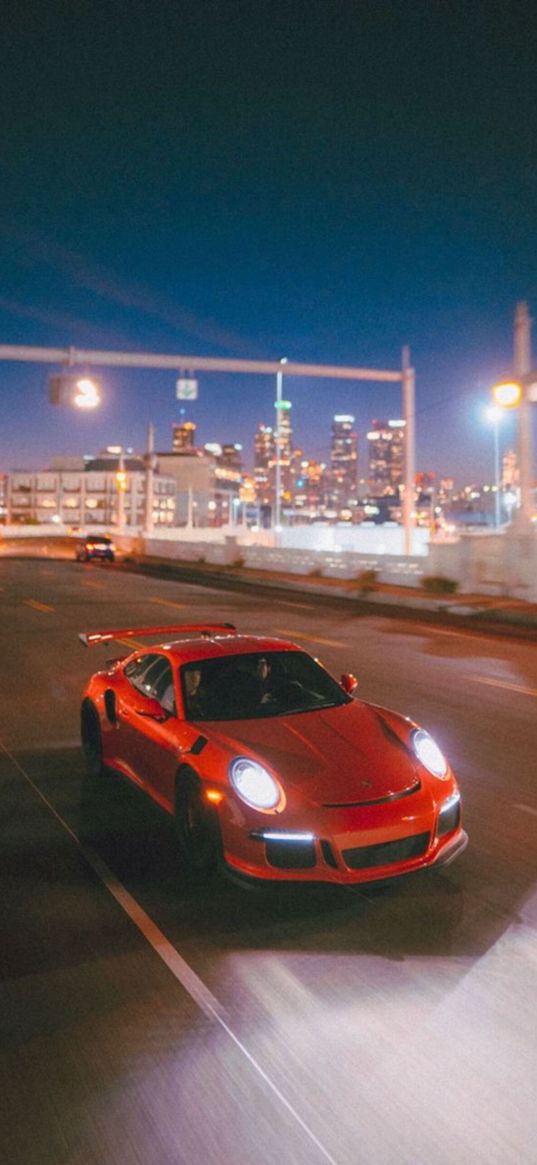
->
<box><xmin>0</xmin><ymin>739</ymin><xmax>340</xmax><ymax>1165</ymax></box>
<box><xmin>471</xmin><ymin>675</ymin><xmax>537</xmax><ymax>698</ymax></box>
<box><xmin>411</xmin><ymin>622</ymin><xmax>514</xmax><ymax>642</ymax></box>
<box><xmin>515</xmin><ymin>804</ymin><xmax>537</xmax><ymax>817</ymax></box>
<box><xmin>275</xmin><ymin>627</ymin><xmax>345</xmax><ymax>649</ymax></box>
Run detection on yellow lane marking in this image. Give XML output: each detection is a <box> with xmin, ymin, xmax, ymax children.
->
<box><xmin>273</xmin><ymin>600</ymin><xmax>315</xmax><ymax>610</ymax></box>
<box><xmin>23</xmin><ymin>599</ymin><xmax>54</xmax><ymax>613</ymax></box>
<box><xmin>81</xmin><ymin>579</ymin><xmax>104</xmax><ymax>589</ymax></box>
<box><xmin>148</xmin><ymin>597</ymin><xmax>188</xmax><ymax>611</ymax></box>
<box><xmin>115</xmin><ymin>637</ymin><xmax>145</xmax><ymax>651</ymax></box>
<box><xmin>275</xmin><ymin>627</ymin><xmax>345</xmax><ymax>649</ymax></box>
<box><xmin>472</xmin><ymin>675</ymin><xmax>537</xmax><ymax>698</ymax></box>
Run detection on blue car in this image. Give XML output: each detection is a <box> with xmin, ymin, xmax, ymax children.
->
<box><xmin>75</xmin><ymin>535</ymin><xmax>115</xmax><ymax>563</ymax></box>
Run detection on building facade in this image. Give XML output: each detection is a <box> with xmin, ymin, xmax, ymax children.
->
<box><xmin>5</xmin><ymin>463</ymin><xmax>176</xmax><ymax>528</ymax></box>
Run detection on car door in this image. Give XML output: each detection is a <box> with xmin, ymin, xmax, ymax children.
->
<box><xmin>120</xmin><ymin>653</ymin><xmax>189</xmax><ymax>811</ymax></box>
<box><xmin>113</xmin><ymin>653</ymin><xmax>163</xmax><ymax>784</ymax></box>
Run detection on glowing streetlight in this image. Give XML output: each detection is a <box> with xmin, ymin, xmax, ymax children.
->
<box><xmin>491</xmin><ymin>379</ymin><xmax>523</xmax><ymax>410</ymax></box>
<box><xmin>73</xmin><ymin>377</ymin><xmax>101</xmax><ymax>409</ymax></box>
<box><xmin>48</xmin><ymin>373</ymin><xmax>102</xmax><ymax>408</ymax></box>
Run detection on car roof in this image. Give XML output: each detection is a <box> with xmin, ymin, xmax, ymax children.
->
<box><xmin>145</xmin><ymin>634</ymin><xmax>301</xmax><ymax>665</ymax></box>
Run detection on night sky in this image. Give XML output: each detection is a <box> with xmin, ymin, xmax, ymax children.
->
<box><xmin>1</xmin><ymin>0</ymin><xmax>536</xmax><ymax>483</ymax></box>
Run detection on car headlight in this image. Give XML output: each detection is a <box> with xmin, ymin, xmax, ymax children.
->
<box><xmin>412</xmin><ymin>729</ymin><xmax>448</xmax><ymax>778</ymax></box>
<box><xmin>229</xmin><ymin>757</ymin><xmax>283</xmax><ymax>811</ymax></box>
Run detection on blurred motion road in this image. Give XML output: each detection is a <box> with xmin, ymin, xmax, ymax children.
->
<box><xmin>1</xmin><ymin>557</ymin><xmax>537</xmax><ymax>1164</ymax></box>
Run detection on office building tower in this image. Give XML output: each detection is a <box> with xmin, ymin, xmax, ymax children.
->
<box><xmin>367</xmin><ymin>419</ymin><xmax>405</xmax><ymax>496</ymax></box>
<box><xmin>329</xmin><ymin>415</ymin><xmax>358</xmax><ymax>506</ymax></box>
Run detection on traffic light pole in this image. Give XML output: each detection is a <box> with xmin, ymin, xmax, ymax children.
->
<box><xmin>402</xmin><ymin>346</ymin><xmax>415</xmax><ymax>555</ymax></box>
<box><xmin>274</xmin><ymin>358</ymin><xmax>287</xmax><ymax>531</ymax></box>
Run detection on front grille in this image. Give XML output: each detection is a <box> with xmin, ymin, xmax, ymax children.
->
<box><xmin>342</xmin><ymin>831</ymin><xmax>430</xmax><ymax>870</ymax></box>
<box><xmin>265</xmin><ymin>840</ymin><xmax>317</xmax><ymax>869</ymax></box>
<box><xmin>437</xmin><ymin>799</ymin><xmax>461</xmax><ymax>837</ymax></box>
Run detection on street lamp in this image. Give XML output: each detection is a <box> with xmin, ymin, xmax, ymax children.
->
<box><xmin>48</xmin><ymin>373</ymin><xmax>102</xmax><ymax>408</ymax></box>
<box><xmin>491</xmin><ymin>379</ymin><xmax>523</xmax><ymax>410</ymax></box>
<box><xmin>73</xmin><ymin>377</ymin><xmax>101</xmax><ymax>409</ymax></box>
<box><xmin>486</xmin><ymin>405</ymin><xmax>502</xmax><ymax>528</ymax></box>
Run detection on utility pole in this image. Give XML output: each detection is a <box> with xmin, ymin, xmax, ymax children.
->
<box><xmin>514</xmin><ymin>301</ymin><xmax>533</xmax><ymax>526</ymax></box>
<box><xmin>274</xmin><ymin>357</ymin><xmax>287</xmax><ymax>533</ymax></box>
<box><xmin>144</xmin><ymin>423</ymin><xmax>155</xmax><ymax>535</ymax></box>
<box><xmin>402</xmin><ymin>346</ymin><xmax>416</xmax><ymax>555</ymax></box>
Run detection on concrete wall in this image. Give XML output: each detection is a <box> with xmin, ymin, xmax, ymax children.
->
<box><xmin>277</xmin><ymin>524</ymin><xmax>430</xmax><ymax>557</ymax></box>
<box><xmin>2</xmin><ymin>521</ymin><xmax>536</xmax><ymax>600</ymax></box>
<box><xmin>428</xmin><ymin>526</ymin><xmax>537</xmax><ymax>600</ymax></box>
<box><xmin>135</xmin><ymin>532</ymin><xmax>425</xmax><ymax>584</ymax></box>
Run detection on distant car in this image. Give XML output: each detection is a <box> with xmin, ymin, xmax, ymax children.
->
<box><xmin>75</xmin><ymin>534</ymin><xmax>115</xmax><ymax>563</ymax></box>
<box><xmin>79</xmin><ymin>622</ymin><xmax>467</xmax><ymax>886</ymax></box>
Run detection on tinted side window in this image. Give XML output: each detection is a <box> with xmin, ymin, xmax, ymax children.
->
<box><xmin>124</xmin><ymin>653</ymin><xmax>161</xmax><ymax>695</ymax></box>
<box><xmin>151</xmin><ymin>661</ymin><xmax>176</xmax><ymax>714</ymax></box>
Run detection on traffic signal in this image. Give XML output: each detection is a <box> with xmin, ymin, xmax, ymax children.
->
<box><xmin>48</xmin><ymin>374</ymin><xmax>102</xmax><ymax>408</ymax></box>
<box><xmin>115</xmin><ymin>470</ymin><xmax>127</xmax><ymax>491</ymax></box>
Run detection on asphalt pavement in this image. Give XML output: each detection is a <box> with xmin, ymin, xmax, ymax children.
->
<box><xmin>2</xmin><ymin>557</ymin><xmax>537</xmax><ymax>1164</ymax></box>
<box><xmin>118</xmin><ymin>552</ymin><xmax>537</xmax><ymax>640</ymax></box>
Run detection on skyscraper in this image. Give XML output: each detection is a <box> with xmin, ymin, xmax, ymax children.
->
<box><xmin>329</xmin><ymin>415</ymin><xmax>358</xmax><ymax>507</ymax></box>
<box><xmin>367</xmin><ymin>419</ymin><xmax>406</xmax><ymax>497</ymax></box>
<box><xmin>254</xmin><ymin>423</ymin><xmax>274</xmax><ymax>503</ymax></box>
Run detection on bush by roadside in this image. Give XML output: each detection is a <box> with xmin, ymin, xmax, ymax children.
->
<box><xmin>422</xmin><ymin>575</ymin><xmax>459</xmax><ymax>595</ymax></box>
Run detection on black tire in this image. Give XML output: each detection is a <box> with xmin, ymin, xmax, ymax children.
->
<box><xmin>175</xmin><ymin>770</ymin><xmax>219</xmax><ymax>873</ymax></box>
<box><xmin>81</xmin><ymin>700</ymin><xmax>105</xmax><ymax>778</ymax></box>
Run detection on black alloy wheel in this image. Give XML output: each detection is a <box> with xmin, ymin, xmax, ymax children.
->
<box><xmin>81</xmin><ymin>701</ymin><xmax>105</xmax><ymax>778</ymax></box>
<box><xmin>175</xmin><ymin>771</ymin><xmax>219</xmax><ymax>872</ymax></box>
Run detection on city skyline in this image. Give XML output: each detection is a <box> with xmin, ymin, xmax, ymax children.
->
<box><xmin>1</xmin><ymin>3</ymin><xmax>535</xmax><ymax>482</ymax></box>
<box><xmin>3</xmin><ymin>390</ymin><xmax>520</xmax><ymax>499</ymax></box>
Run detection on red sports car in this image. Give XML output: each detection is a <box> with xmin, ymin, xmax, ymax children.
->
<box><xmin>80</xmin><ymin>622</ymin><xmax>467</xmax><ymax>886</ymax></box>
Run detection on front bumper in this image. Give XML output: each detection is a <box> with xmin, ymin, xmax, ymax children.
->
<box><xmin>219</xmin><ymin>791</ymin><xmax>467</xmax><ymax>886</ymax></box>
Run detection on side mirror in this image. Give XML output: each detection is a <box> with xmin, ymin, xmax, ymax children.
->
<box><xmin>340</xmin><ymin>673</ymin><xmax>358</xmax><ymax>695</ymax></box>
<box><xmin>134</xmin><ymin>696</ymin><xmax>169</xmax><ymax>722</ymax></box>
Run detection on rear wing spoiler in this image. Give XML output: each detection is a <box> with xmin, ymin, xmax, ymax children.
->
<box><xmin>79</xmin><ymin>622</ymin><xmax>237</xmax><ymax>647</ymax></box>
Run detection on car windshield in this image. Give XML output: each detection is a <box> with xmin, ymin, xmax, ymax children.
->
<box><xmin>180</xmin><ymin>650</ymin><xmax>351</xmax><ymax>722</ymax></box>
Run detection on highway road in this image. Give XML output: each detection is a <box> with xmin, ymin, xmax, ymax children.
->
<box><xmin>1</xmin><ymin>557</ymin><xmax>537</xmax><ymax>1165</ymax></box>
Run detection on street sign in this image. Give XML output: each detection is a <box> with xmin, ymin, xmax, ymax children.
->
<box><xmin>176</xmin><ymin>378</ymin><xmax>198</xmax><ymax>400</ymax></box>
